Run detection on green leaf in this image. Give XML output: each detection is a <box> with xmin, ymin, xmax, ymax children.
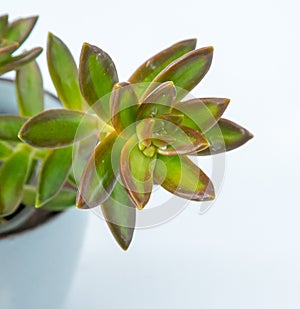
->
<box><xmin>23</xmin><ymin>185</ymin><xmax>76</xmax><ymax>211</ymax></box>
<box><xmin>154</xmin><ymin>154</ymin><xmax>215</xmax><ymax>201</ymax></box>
<box><xmin>102</xmin><ymin>179</ymin><xmax>136</xmax><ymax>250</ymax></box>
<box><xmin>0</xmin><ymin>41</ymin><xmax>19</xmax><ymax>62</ymax></box>
<box><xmin>0</xmin><ymin>145</ymin><xmax>32</xmax><ymax>217</ymax></box>
<box><xmin>79</xmin><ymin>43</ymin><xmax>118</xmax><ymax>121</ymax></box>
<box><xmin>196</xmin><ymin>118</ymin><xmax>253</xmax><ymax>155</ymax></box>
<box><xmin>156</xmin><ymin>125</ymin><xmax>209</xmax><ymax>156</ymax></box>
<box><xmin>174</xmin><ymin>98</ymin><xmax>230</xmax><ymax>133</ymax></box>
<box><xmin>143</xmin><ymin>46</ymin><xmax>214</xmax><ymax>101</ymax></box>
<box><xmin>5</xmin><ymin>16</ymin><xmax>38</xmax><ymax>46</ymax></box>
<box><xmin>47</xmin><ymin>33</ymin><xmax>84</xmax><ymax>110</ymax></box>
<box><xmin>120</xmin><ymin>135</ymin><xmax>156</xmax><ymax>209</ymax></box>
<box><xmin>137</xmin><ymin>81</ymin><xmax>176</xmax><ymax>120</ymax></box>
<box><xmin>16</xmin><ymin>60</ymin><xmax>44</xmax><ymax>116</ymax></box>
<box><xmin>77</xmin><ymin>131</ymin><xmax>123</xmax><ymax>208</ymax></box>
<box><xmin>36</xmin><ymin>146</ymin><xmax>73</xmax><ymax>207</ymax></box>
<box><xmin>0</xmin><ymin>114</ymin><xmax>27</xmax><ymax>141</ymax></box>
<box><xmin>0</xmin><ymin>47</ymin><xmax>43</xmax><ymax>75</ymax></box>
<box><xmin>110</xmin><ymin>82</ymin><xmax>138</xmax><ymax>138</ymax></box>
<box><xmin>128</xmin><ymin>39</ymin><xmax>197</xmax><ymax>85</ymax></box>
<box><xmin>0</xmin><ymin>141</ymin><xmax>13</xmax><ymax>160</ymax></box>
<box><xmin>0</xmin><ymin>15</ymin><xmax>8</xmax><ymax>38</ymax></box>
<box><xmin>136</xmin><ymin>118</ymin><xmax>155</xmax><ymax>148</ymax></box>
<box><xmin>19</xmin><ymin>109</ymin><xmax>99</xmax><ymax>148</ymax></box>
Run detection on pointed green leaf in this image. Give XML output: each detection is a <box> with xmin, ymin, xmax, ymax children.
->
<box><xmin>0</xmin><ymin>15</ymin><xmax>8</xmax><ymax>38</ymax></box>
<box><xmin>0</xmin><ymin>41</ymin><xmax>19</xmax><ymax>62</ymax></box>
<box><xmin>196</xmin><ymin>118</ymin><xmax>254</xmax><ymax>155</ymax></box>
<box><xmin>16</xmin><ymin>60</ymin><xmax>44</xmax><ymax>116</ymax></box>
<box><xmin>23</xmin><ymin>185</ymin><xmax>76</xmax><ymax>211</ymax></box>
<box><xmin>110</xmin><ymin>82</ymin><xmax>138</xmax><ymax>138</ymax></box>
<box><xmin>19</xmin><ymin>109</ymin><xmax>99</xmax><ymax>148</ymax></box>
<box><xmin>0</xmin><ymin>141</ymin><xmax>13</xmax><ymax>160</ymax></box>
<box><xmin>47</xmin><ymin>33</ymin><xmax>84</xmax><ymax>110</ymax></box>
<box><xmin>120</xmin><ymin>135</ymin><xmax>156</xmax><ymax>209</ymax></box>
<box><xmin>102</xmin><ymin>179</ymin><xmax>136</xmax><ymax>250</ymax></box>
<box><xmin>0</xmin><ymin>114</ymin><xmax>27</xmax><ymax>141</ymax></box>
<box><xmin>143</xmin><ymin>47</ymin><xmax>213</xmax><ymax>101</ymax></box>
<box><xmin>79</xmin><ymin>43</ymin><xmax>118</xmax><ymax>121</ymax></box>
<box><xmin>0</xmin><ymin>47</ymin><xmax>43</xmax><ymax>75</ymax></box>
<box><xmin>5</xmin><ymin>16</ymin><xmax>38</xmax><ymax>46</ymax></box>
<box><xmin>156</xmin><ymin>125</ymin><xmax>209</xmax><ymax>156</ymax></box>
<box><xmin>137</xmin><ymin>81</ymin><xmax>176</xmax><ymax>120</ymax></box>
<box><xmin>128</xmin><ymin>39</ymin><xmax>197</xmax><ymax>85</ymax></box>
<box><xmin>77</xmin><ymin>131</ymin><xmax>123</xmax><ymax>208</ymax></box>
<box><xmin>154</xmin><ymin>154</ymin><xmax>215</xmax><ymax>201</ymax></box>
<box><xmin>0</xmin><ymin>146</ymin><xmax>32</xmax><ymax>217</ymax></box>
<box><xmin>36</xmin><ymin>146</ymin><xmax>73</xmax><ymax>207</ymax></box>
<box><xmin>174</xmin><ymin>98</ymin><xmax>230</xmax><ymax>133</ymax></box>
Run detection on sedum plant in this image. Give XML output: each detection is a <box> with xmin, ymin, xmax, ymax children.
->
<box><xmin>19</xmin><ymin>36</ymin><xmax>253</xmax><ymax>250</ymax></box>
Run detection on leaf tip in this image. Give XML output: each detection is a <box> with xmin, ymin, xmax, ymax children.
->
<box><xmin>203</xmin><ymin>180</ymin><xmax>215</xmax><ymax>201</ymax></box>
<box><xmin>114</xmin><ymin>83</ymin><xmax>122</xmax><ymax>89</ymax></box>
<box><xmin>224</xmin><ymin>98</ymin><xmax>231</xmax><ymax>105</ymax></box>
<box><xmin>117</xmin><ymin>235</ymin><xmax>133</xmax><ymax>251</ymax></box>
<box><xmin>47</xmin><ymin>31</ymin><xmax>54</xmax><ymax>41</ymax></box>
<box><xmin>187</xmin><ymin>38</ymin><xmax>197</xmax><ymax>49</ymax></box>
<box><xmin>76</xmin><ymin>195</ymin><xmax>84</xmax><ymax>209</ymax></box>
<box><xmin>35</xmin><ymin>199</ymin><xmax>42</xmax><ymax>208</ymax></box>
<box><xmin>17</xmin><ymin>131</ymin><xmax>24</xmax><ymax>142</ymax></box>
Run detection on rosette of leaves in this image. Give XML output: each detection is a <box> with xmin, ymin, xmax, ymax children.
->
<box><xmin>19</xmin><ymin>38</ymin><xmax>253</xmax><ymax>250</ymax></box>
<box><xmin>0</xmin><ymin>32</ymin><xmax>92</xmax><ymax>220</ymax></box>
<box><xmin>0</xmin><ymin>14</ymin><xmax>42</xmax><ymax>75</ymax></box>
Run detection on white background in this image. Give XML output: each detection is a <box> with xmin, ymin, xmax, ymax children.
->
<box><xmin>1</xmin><ymin>0</ymin><xmax>300</xmax><ymax>308</ymax></box>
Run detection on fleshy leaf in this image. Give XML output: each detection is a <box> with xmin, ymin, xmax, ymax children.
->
<box><xmin>156</xmin><ymin>125</ymin><xmax>209</xmax><ymax>156</ymax></box>
<box><xmin>79</xmin><ymin>43</ymin><xmax>118</xmax><ymax>121</ymax></box>
<box><xmin>128</xmin><ymin>39</ymin><xmax>197</xmax><ymax>85</ymax></box>
<box><xmin>196</xmin><ymin>118</ymin><xmax>253</xmax><ymax>155</ymax></box>
<box><xmin>47</xmin><ymin>33</ymin><xmax>84</xmax><ymax>110</ymax></box>
<box><xmin>137</xmin><ymin>81</ymin><xmax>176</xmax><ymax>120</ymax></box>
<box><xmin>120</xmin><ymin>135</ymin><xmax>156</xmax><ymax>209</ymax></box>
<box><xmin>36</xmin><ymin>146</ymin><xmax>73</xmax><ymax>207</ymax></box>
<box><xmin>102</xmin><ymin>179</ymin><xmax>136</xmax><ymax>250</ymax></box>
<box><xmin>0</xmin><ymin>114</ymin><xmax>27</xmax><ymax>141</ymax></box>
<box><xmin>77</xmin><ymin>131</ymin><xmax>123</xmax><ymax>208</ymax></box>
<box><xmin>154</xmin><ymin>154</ymin><xmax>215</xmax><ymax>201</ymax></box>
<box><xmin>110</xmin><ymin>82</ymin><xmax>138</xmax><ymax>138</ymax></box>
<box><xmin>0</xmin><ymin>145</ymin><xmax>32</xmax><ymax>217</ymax></box>
<box><xmin>5</xmin><ymin>16</ymin><xmax>38</xmax><ymax>46</ymax></box>
<box><xmin>0</xmin><ymin>141</ymin><xmax>13</xmax><ymax>160</ymax></box>
<box><xmin>23</xmin><ymin>185</ymin><xmax>76</xmax><ymax>211</ymax></box>
<box><xmin>16</xmin><ymin>60</ymin><xmax>44</xmax><ymax>116</ymax></box>
<box><xmin>0</xmin><ymin>15</ymin><xmax>8</xmax><ymax>38</ymax></box>
<box><xmin>19</xmin><ymin>109</ymin><xmax>99</xmax><ymax>148</ymax></box>
<box><xmin>174</xmin><ymin>98</ymin><xmax>230</xmax><ymax>133</ymax></box>
<box><xmin>136</xmin><ymin>118</ymin><xmax>155</xmax><ymax>148</ymax></box>
<box><xmin>0</xmin><ymin>47</ymin><xmax>43</xmax><ymax>75</ymax></box>
<box><xmin>0</xmin><ymin>41</ymin><xmax>19</xmax><ymax>62</ymax></box>
<box><xmin>143</xmin><ymin>46</ymin><xmax>213</xmax><ymax>101</ymax></box>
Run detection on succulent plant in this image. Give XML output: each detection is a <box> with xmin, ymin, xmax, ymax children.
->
<box><xmin>0</xmin><ymin>25</ymin><xmax>78</xmax><ymax>221</ymax></box>
<box><xmin>18</xmin><ymin>36</ymin><xmax>253</xmax><ymax>250</ymax></box>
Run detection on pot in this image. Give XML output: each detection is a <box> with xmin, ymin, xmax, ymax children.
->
<box><xmin>0</xmin><ymin>78</ymin><xmax>88</xmax><ymax>309</ymax></box>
